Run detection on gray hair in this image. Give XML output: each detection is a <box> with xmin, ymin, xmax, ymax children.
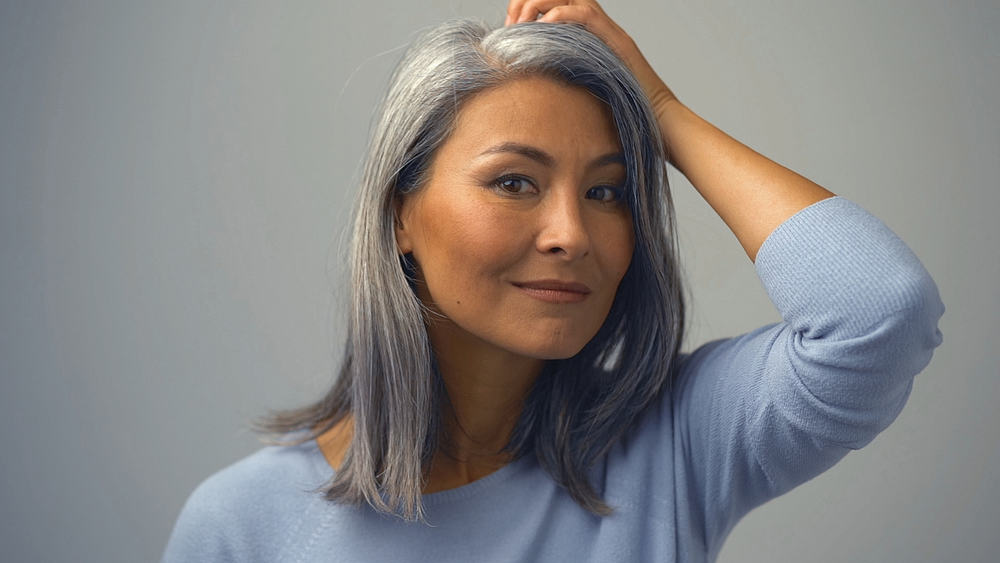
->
<box><xmin>260</xmin><ymin>19</ymin><xmax>685</xmax><ymax>520</ymax></box>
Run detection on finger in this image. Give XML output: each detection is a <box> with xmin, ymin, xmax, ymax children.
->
<box><xmin>537</xmin><ymin>4</ymin><xmax>602</xmax><ymax>28</ymax></box>
<box><xmin>538</xmin><ymin>4</ymin><xmax>672</xmax><ymax>107</ymax></box>
<box><xmin>530</xmin><ymin>0</ymin><xmax>610</xmax><ymax>22</ymax></box>
<box><xmin>505</xmin><ymin>0</ymin><xmax>529</xmax><ymax>25</ymax></box>
<box><xmin>515</xmin><ymin>0</ymin><xmax>573</xmax><ymax>24</ymax></box>
<box><xmin>538</xmin><ymin>6</ymin><xmax>635</xmax><ymax>68</ymax></box>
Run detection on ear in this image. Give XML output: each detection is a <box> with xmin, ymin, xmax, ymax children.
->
<box><xmin>393</xmin><ymin>196</ymin><xmax>414</xmax><ymax>255</ymax></box>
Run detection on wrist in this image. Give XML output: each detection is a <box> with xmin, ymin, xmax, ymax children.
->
<box><xmin>652</xmin><ymin>98</ymin><xmax>697</xmax><ymax>164</ymax></box>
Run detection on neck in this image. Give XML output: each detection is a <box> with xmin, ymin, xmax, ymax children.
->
<box><xmin>317</xmin><ymin>313</ymin><xmax>545</xmax><ymax>493</ymax></box>
<box><xmin>423</xmin><ymin>316</ymin><xmax>543</xmax><ymax>491</ymax></box>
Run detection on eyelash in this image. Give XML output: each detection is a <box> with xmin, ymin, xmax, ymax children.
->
<box><xmin>490</xmin><ymin>174</ymin><xmax>625</xmax><ymax>203</ymax></box>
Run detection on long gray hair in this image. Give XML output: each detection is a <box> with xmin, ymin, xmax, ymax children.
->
<box><xmin>260</xmin><ymin>19</ymin><xmax>685</xmax><ymax>520</ymax></box>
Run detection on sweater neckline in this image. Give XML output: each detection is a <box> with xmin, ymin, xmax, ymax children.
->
<box><xmin>305</xmin><ymin>439</ymin><xmax>535</xmax><ymax>506</ymax></box>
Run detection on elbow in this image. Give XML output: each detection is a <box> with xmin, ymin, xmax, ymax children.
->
<box><xmin>798</xmin><ymin>263</ymin><xmax>944</xmax><ymax>382</ymax></box>
<box><xmin>893</xmin><ymin>264</ymin><xmax>945</xmax><ymax>353</ymax></box>
<box><xmin>861</xmin><ymin>265</ymin><xmax>944</xmax><ymax>378</ymax></box>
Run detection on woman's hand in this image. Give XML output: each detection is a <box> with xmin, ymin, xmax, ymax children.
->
<box><xmin>505</xmin><ymin>0</ymin><xmax>835</xmax><ymax>262</ymax></box>
<box><xmin>504</xmin><ymin>1</ymin><xmax>677</xmax><ymax>117</ymax></box>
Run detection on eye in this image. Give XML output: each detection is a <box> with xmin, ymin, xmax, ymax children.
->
<box><xmin>492</xmin><ymin>175</ymin><xmax>537</xmax><ymax>195</ymax></box>
<box><xmin>586</xmin><ymin>185</ymin><xmax>624</xmax><ymax>203</ymax></box>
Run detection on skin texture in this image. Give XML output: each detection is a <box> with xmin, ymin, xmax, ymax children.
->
<box><xmin>324</xmin><ymin>76</ymin><xmax>634</xmax><ymax>491</ymax></box>
<box><xmin>396</xmin><ymin>76</ymin><xmax>633</xmax><ymax>365</ymax></box>
<box><xmin>322</xmin><ymin>0</ymin><xmax>836</xmax><ymax>491</ymax></box>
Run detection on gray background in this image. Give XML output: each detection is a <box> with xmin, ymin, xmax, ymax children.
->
<box><xmin>1</xmin><ymin>1</ymin><xmax>997</xmax><ymax>561</ymax></box>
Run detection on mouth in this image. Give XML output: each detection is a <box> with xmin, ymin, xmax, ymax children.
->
<box><xmin>512</xmin><ymin>280</ymin><xmax>592</xmax><ymax>304</ymax></box>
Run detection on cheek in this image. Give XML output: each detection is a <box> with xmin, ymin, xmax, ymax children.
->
<box><xmin>596</xmin><ymin>213</ymin><xmax>636</xmax><ymax>283</ymax></box>
<box><xmin>447</xmin><ymin>209</ymin><xmax>517</xmax><ymax>267</ymax></box>
<box><xmin>415</xmin><ymin>196</ymin><xmax>525</xmax><ymax>296</ymax></box>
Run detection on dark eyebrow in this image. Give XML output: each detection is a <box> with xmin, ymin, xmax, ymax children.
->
<box><xmin>476</xmin><ymin>142</ymin><xmax>625</xmax><ymax>170</ymax></box>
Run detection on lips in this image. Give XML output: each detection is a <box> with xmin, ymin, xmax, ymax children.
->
<box><xmin>512</xmin><ymin>280</ymin><xmax>592</xmax><ymax>304</ymax></box>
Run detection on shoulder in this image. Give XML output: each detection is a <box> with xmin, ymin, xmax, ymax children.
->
<box><xmin>186</xmin><ymin>440</ymin><xmax>327</xmax><ymax>518</ymax></box>
<box><xmin>162</xmin><ymin>441</ymin><xmax>329</xmax><ymax>562</ymax></box>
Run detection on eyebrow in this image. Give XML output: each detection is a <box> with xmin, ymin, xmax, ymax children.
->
<box><xmin>476</xmin><ymin>142</ymin><xmax>625</xmax><ymax>170</ymax></box>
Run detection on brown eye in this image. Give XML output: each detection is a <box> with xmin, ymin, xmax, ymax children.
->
<box><xmin>492</xmin><ymin>175</ymin><xmax>536</xmax><ymax>195</ymax></box>
<box><xmin>586</xmin><ymin>185</ymin><xmax>624</xmax><ymax>203</ymax></box>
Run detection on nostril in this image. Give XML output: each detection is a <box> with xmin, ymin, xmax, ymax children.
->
<box><xmin>546</xmin><ymin>246</ymin><xmax>588</xmax><ymax>258</ymax></box>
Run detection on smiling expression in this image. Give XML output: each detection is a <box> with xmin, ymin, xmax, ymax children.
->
<box><xmin>395</xmin><ymin>76</ymin><xmax>635</xmax><ymax>363</ymax></box>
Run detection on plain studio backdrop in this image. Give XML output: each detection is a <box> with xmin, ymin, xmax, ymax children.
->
<box><xmin>1</xmin><ymin>1</ymin><xmax>997</xmax><ymax>561</ymax></box>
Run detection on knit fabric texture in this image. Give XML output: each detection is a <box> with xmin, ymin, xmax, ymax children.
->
<box><xmin>163</xmin><ymin>196</ymin><xmax>944</xmax><ymax>562</ymax></box>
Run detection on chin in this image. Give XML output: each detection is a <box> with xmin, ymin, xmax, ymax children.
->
<box><xmin>517</xmin><ymin>337</ymin><xmax>592</xmax><ymax>361</ymax></box>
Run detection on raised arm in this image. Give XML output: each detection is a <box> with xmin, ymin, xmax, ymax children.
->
<box><xmin>506</xmin><ymin>0</ymin><xmax>834</xmax><ymax>260</ymax></box>
<box><xmin>507</xmin><ymin>2</ymin><xmax>944</xmax><ymax>548</ymax></box>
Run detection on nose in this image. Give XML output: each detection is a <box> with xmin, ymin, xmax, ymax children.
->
<box><xmin>535</xmin><ymin>191</ymin><xmax>590</xmax><ymax>260</ymax></box>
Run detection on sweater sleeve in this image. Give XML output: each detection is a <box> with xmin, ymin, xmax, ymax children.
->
<box><xmin>671</xmin><ymin>196</ymin><xmax>944</xmax><ymax>548</ymax></box>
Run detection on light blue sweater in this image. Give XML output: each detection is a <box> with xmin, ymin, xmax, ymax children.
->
<box><xmin>163</xmin><ymin>197</ymin><xmax>944</xmax><ymax>562</ymax></box>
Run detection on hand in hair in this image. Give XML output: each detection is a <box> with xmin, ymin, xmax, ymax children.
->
<box><xmin>504</xmin><ymin>0</ymin><xmax>676</xmax><ymax>117</ymax></box>
<box><xmin>506</xmin><ymin>0</ymin><xmax>835</xmax><ymax>261</ymax></box>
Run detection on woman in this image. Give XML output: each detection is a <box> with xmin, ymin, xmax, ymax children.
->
<box><xmin>164</xmin><ymin>1</ymin><xmax>943</xmax><ymax>561</ymax></box>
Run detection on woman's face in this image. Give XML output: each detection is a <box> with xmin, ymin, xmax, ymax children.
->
<box><xmin>396</xmin><ymin>76</ymin><xmax>634</xmax><ymax>362</ymax></box>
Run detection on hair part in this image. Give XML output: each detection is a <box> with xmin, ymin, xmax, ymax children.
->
<box><xmin>258</xmin><ymin>19</ymin><xmax>685</xmax><ymax>521</ymax></box>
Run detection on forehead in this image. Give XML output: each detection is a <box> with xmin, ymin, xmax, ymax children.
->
<box><xmin>440</xmin><ymin>76</ymin><xmax>623</xmax><ymax>159</ymax></box>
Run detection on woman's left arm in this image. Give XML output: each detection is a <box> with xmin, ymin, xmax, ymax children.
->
<box><xmin>506</xmin><ymin>0</ymin><xmax>834</xmax><ymax>261</ymax></box>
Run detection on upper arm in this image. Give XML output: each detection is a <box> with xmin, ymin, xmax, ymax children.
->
<box><xmin>672</xmin><ymin>197</ymin><xmax>944</xmax><ymax>543</ymax></box>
